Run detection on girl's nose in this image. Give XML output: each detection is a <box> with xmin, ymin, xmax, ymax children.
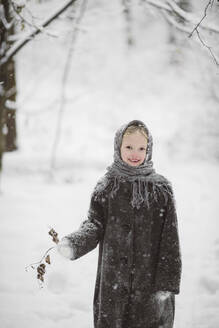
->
<box><xmin>130</xmin><ymin>150</ymin><xmax>139</xmax><ymax>159</ymax></box>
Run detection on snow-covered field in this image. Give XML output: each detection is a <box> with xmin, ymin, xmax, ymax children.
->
<box><xmin>1</xmin><ymin>161</ymin><xmax>219</xmax><ymax>328</ymax></box>
<box><xmin>1</xmin><ymin>0</ymin><xmax>219</xmax><ymax>327</ymax></box>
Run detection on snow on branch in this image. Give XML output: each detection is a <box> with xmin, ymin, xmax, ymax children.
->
<box><xmin>0</xmin><ymin>4</ymin><xmax>14</xmax><ymax>30</ymax></box>
<box><xmin>166</xmin><ymin>0</ymin><xmax>219</xmax><ymax>34</ymax></box>
<box><xmin>160</xmin><ymin>9</ymin><xmax>191</xmax><ymax>34</ymax></box>
<box><xmin>0</xmin><ymin>0</ymin><xmax>78</xmax><ymax>67</ymax></box>
<box><xmin>144</xmin><ymin>0</ymin><xmax>219</xmax><ymax>66</ymax></box>
<box><xmin>144</xmin><ymin>0</ymin><xmax>219</xmax><ymax>34</ymax></box>
<box><xmin>188</xmin><ymin>0</ymin><xmax>215</xmax><ymax>37</ymax></box>
<box><xmin>9</xmin><ymin>0</ymin><xmax>57</xmax><ymax>38</ymax></box>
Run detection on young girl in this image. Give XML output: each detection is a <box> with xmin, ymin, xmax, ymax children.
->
<box><xmin>57</xmin><ymin>119</ymin><xmax>182</xmax><ymax>328</ymax></box>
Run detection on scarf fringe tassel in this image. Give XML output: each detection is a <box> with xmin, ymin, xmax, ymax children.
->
<box><xmin>110</xmin><ymin>176</ymin><xmax>173</xmax><ymax>210</ymax></box>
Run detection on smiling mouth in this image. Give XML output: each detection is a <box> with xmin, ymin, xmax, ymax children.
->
<box><xmin>129</xmin><ymin>159</ymin><xmax>140</xmax><ymax>163</ymax></box>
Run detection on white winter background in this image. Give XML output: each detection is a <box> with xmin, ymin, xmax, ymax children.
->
<box><xmin>0</xmin><ymin>0</ymin><xmax>219</xmax><ymax>327</ymax></box>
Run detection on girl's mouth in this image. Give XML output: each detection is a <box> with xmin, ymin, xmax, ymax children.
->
<box><xmin>129</xmin><ymin>159</ymin><xmax>140</xmax><ymax>163</ymax></box>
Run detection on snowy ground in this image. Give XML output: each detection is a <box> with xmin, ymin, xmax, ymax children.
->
<box><xmin>1</xmin><ymin>160</ymin><xmax>219</xmax><ymax>328</ymax></box>
<box><xmin>1</xmin><ymin>0</ymin><xmax>219</xmax><ymax>327</ymax></box>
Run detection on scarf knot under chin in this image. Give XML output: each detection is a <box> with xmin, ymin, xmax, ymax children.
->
<box><xmin>104</xmin><ymin>159</ymin><xmax>168</xmax><ymax>210</ymax></box>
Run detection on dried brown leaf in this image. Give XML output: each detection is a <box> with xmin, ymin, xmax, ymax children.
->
<box><xmin>37</xmin><ymin>274</ymin><xmax>44</xmax><ymax>282</ymax></box>
<box><xmin>45</xmin><ymin>255</ymin><xmax>51</xmax><ymax>264</ymax></box>
<box><xmin>37</xmin><ymin>264</ymin><xmax>46</xmax><ymax>275</ymax></box>
<box><xmin>49</xmin><ymin>228</ymin><xmax>59</xmax><ymax>244</ymax></box>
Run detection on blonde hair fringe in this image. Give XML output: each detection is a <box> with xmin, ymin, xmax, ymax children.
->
<box><xmin>123</xmin><ymin>125</ymin><xmax>148</xmax><ymax>141</ymax></box>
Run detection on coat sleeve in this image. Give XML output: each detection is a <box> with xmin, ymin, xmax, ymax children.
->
<box><xmin>64</xmin><ymin>190</ymin><xmax>105</xmax><ymax>260</ymax></box>
<box><xmin>154</xmin><ymin>185</ymin><xmax>182</xmax><ymax>294</ymax></box>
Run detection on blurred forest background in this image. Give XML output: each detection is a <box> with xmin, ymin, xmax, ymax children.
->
<box><xmin>0</xmin><ymin>0</ymin><xmax>219</xmax><ymax>174</ymax></box>
<box><xmin>0</xmin><ymin>1</ymin><xmax>219</xmax><ymax>328</ymax></box>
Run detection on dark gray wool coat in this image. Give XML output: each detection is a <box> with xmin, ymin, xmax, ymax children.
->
<box><xmin>65</xmin><ymin>120</ymin><xmax>182</xmax><ymax>328</ymax></box>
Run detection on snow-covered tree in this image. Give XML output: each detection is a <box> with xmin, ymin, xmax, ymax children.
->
<box><xmin>0</xmin><ymin>0</ymin><xmax>218</xmax><ymax>172</ymax></box>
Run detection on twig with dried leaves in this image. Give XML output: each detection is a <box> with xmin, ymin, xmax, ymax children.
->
<box><xmin>25</xmin><ymin>228</ymin><xmax>59</xmax><ymax>288</ymax></box>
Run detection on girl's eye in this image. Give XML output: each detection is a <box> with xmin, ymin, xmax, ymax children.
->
<box><xmin>126</xmin><ymin>146</ymin><xmax>132</xmax><ymax>149</ymax></box>
<box><xmin>140</xmin><ymin>147</ymin><xmax>145</xmax><ymax>151</ymax></box>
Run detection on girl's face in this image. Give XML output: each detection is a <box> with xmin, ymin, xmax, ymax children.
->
<box><xmin>120</xmin><ymin>131</ymin><xmax>148</xmax><ymax>167</ymax></box>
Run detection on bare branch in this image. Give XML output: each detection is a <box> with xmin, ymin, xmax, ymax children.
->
<box><xmin>189</xmin><ymin>0</ymin><xmax>215</xmax><ymax>37</ymax></box>
<box><xmin>144</xmin><ymin>0</ymin><xmax>219</xmax><ymax>34</ymax></box>
<box><xmin>9</xmin><ymin>0</ymin><xmax>57</xmax><ymax>38</ymax></box>
<box><xmin>195</xmin><ymin>29</ymin><xmax>219</xmax><ymax>66</ymax></box>
<box><xmin>143</xmin><ymin>0</ymin><xmax>171</xmax><ymax>12</ymax></box>
<box><xmin>166</xmin><ymin>0</ymin><xmax>219</xmax><ymax>34</ymax></box>
<box><xmin>25</xmin><ymin>247</ymin><xmax>55</xmax><ymax>272</ymax></box>
<box><xmin>160</xmin><ymin>9</ymin><xmax>191</xmax><ymax>34</ymax></box>
<box><xmin>143</xmin><ymin>0</ymin><xmax>219</xmax><ymax>66</ymax></box>
<box><xmin>0</xmin><ymin>0</ymin><xmax>78</xmax><ymax>67</ymax></box>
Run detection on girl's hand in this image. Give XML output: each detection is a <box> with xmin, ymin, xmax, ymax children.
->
<box><xmin>154</xmin><ymin>291</ymin><xmax>172</xmax><ymax>301</ymax></box>
<box><xmin>57</xmin><ymin>237</ymin><xmax>74</xmax><ymax>259</ymax></box>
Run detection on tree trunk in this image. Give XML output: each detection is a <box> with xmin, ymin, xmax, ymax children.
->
<box><xmin>4</xmin><ymin>58</ymin><xmax>17</xmax><ymax>152</ymax></box>
<box><xmin>0</xmin><ymin>0</ymin><xmax>17</xmax><ymax>172</ymax></box>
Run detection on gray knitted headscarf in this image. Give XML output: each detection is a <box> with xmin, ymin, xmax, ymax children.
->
<box><xmin>94</xmin><ymin>119</ymin><xmax>172</xmax><ymax>209</ymax></box>
<box><xmin>108</xmin><ymin>119</ymin><xmax>155</xmax><ymax>177</ymax></box>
